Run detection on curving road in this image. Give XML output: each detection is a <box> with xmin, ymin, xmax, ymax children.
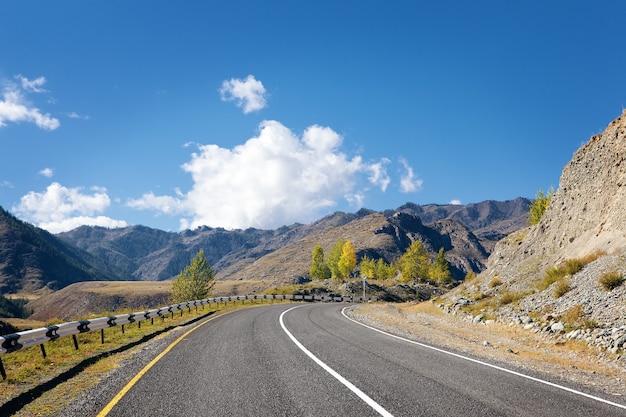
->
<box><xmin>99</xmin><ymin>303</ymin><xmax>626</xmax><ymax>417</ymax></box>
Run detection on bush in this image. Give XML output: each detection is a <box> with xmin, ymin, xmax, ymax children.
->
<box><xmin>488</xmin><ymin>278</ymin><xmax>503</xmax><ymax>288</ymax></box>
<box><xmin>561</xmin><ymin>304</ymin><xmax>584</xmax><ymax>327</ymax></box>
<box><xmin>537</xmin><ymin>267</ymin><xmax>564</xmax><ymax>291</ymax></box>
<box><xmin>498</xmin><ymin>291</ymin><xmax>526</xmax><ymax>306</ymax></box>
<box><xmin>553</xmin><ymin>279</ymin><xmax>571</xmax><ymax>298</ymax></box>
<box><xmin>464</xmin><ymin>270</ymin><xmax>477</xmax><ymax>282</ymax></box>
<box><xmin>563</xmin><ymin>258</ymin><xmax>585</xmax><ymax>276</ymax></box>
<box><xmin>528</xmin><ymin>188</ymin><xmax>554</xmax><ymax>225</ymax></box>
<box><xmin>599</xmin><ymin>271</ymin><xmax>625</xmax><ymax>291</ymax></box>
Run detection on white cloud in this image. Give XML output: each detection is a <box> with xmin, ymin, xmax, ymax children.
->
<box><xmin>219</xmin><ymin>75</ymin><xmax>267</xmax><ymax>114</ymax></box>
<box><xmin>39</xmin><ymin>168</ymin><xmax>54</xmax><ymax>178</ymax></box>
<box><xmin>13</xmin><ymin>182</ymin><xmax>127</xmax><ymax>233</ymax></box>
<box><xmin>15</xmin><ymin>74</ymin><xmax>48</xmax><ymax>93</ymax></box>
<box><xmin>0</xmin><ymin>77</ymin><xmax>60</xmax><ymax>130</ymax></box>
<box><xmin>68</xmin><ymin>111</ymin><xmax>90</xmax><ymax>120</ymax></box>
<box><xmin>128</xmin><ymin>120</ymin><xmax>391</xmax><ymax>230</ymax></box>
<box><xmin>399</xmin><ymin>158</ymin><xmax>423</xmax><ymax>193</ymax></box>
<box><xmin>1</xmin><ymin>180</ymin><xmax>13</xmax><ymax>188</ymax></box>
<box><xmin>449</xmin><ymin>199</ymin><xmax>462</xmax><ymax>205</ymax></box>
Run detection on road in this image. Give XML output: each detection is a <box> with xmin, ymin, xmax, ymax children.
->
<box><xmin>99</xmin><ymin>303</ymin><xmax>626</xmax><ymax>416</ymax></box>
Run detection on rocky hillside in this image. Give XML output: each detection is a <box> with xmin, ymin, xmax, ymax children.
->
<box><xmin>0</xmin><ymin>198</ymin><xmax>530</xmax><ymax>297</ymax></box>
<box><xmin>445</xmin><ymin>110</ymin><xmax>626</xmax><ymax>336</ymax></box>
<box><xmin>58</xmin><ymin>200</ymin><xmax>529</xmax><ymax>287</ymax></box>
<box><xmin>0</xmin><ymin>207</ymin><xmax>129</xmax><ymax>295</ymax></box>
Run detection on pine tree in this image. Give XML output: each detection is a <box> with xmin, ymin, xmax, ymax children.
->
<box><xmin>171</xmin><ymin>249</ymin><xmax>215</xmax><ymax>302</ymax></box>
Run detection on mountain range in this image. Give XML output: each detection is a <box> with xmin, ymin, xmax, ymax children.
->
<box><xmin>0</xmin><ymin>198</ymin><xmax>531</xmax><ymax>298</ymax></box>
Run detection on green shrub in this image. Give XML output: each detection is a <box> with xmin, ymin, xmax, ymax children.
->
<box><xmin>528</xmin><ymin>188</ymin><xmax>554</xmax><ymax>225</ymax></box>
<box><xmin>599</xmin><ymin>271</ymin><xmax>625</xmax><ymax>291</ymax></box>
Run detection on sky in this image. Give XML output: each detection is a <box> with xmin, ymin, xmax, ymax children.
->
<box><xmin>2</xmin><ymin>1</ymin><xmax>626</xmax><ymax>234</ymax></box>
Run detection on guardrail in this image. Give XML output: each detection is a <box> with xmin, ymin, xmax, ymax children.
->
<box><xmin>0</xmin><ymin>293</ymin><xmax>375</xmax><ymax>379</ymax></box>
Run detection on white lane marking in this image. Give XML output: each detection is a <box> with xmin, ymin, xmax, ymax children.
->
<box><xmin>341</xmin><ymin>307</ymin><xmax>626</xmax><ymax>411</ymax></box>
<box><xmin>280</xmin><ymin>305</ymin><xmax>394</xmax><ymax>417</ymax></box>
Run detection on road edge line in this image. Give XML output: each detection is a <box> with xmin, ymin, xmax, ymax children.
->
<box><xmin>341</xmin><ymin>306</ymin><xmax>626</xmax><ymax>411</ymax></box>
<box><xmin>280</xmin><ymin>305</ymin><xmax>394</xmax><ymax>417</ymax></box>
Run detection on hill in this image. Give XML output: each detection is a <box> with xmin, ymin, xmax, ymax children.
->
<box><xmin>57</xmin><ymin>201</ymin><xmax>529</xmax><ymax>286</ymax></box>
<box><xmin>0</xmin><ymin>207</ymin><xmax>129</xmax><ymax>295</ymax></box>
<box><xmin>444</xmin><ymin>110</ymin><xmax>626</xmax><ymax>331</ymax></box>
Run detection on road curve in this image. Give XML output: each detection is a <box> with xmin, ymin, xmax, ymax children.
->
<box><xmin>99</xmin><ymin>303</ymin><xmax>626</xmax><ymax>417</ymax></box>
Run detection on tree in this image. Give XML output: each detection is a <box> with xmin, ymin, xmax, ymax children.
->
<box><xmin>376</xmin><ymin>258</ymin><xmax>396</xmax><ymax>280</ymax></box>
<box><xmin>171</xmin><ymin>249</ymin><xmax>215</xmax><ymax>302</ymax></box>
<box><xmin>429</xmin><ymin>248</ymin><xmax>452</xmax><ymax>284</ymax></box>
<box><xmin>359</xmin><ymin>255</ymin><xmax>377</xmax><ymax>279</ymax></box>
<box><xmin>327</xmin><ymin>238</ymin><xmax>345</xmax><ymax>281</ymax></box>
<box><xmin>310</xmin><ymin>245</ymin><xmax>331</xmax><ymax>280</ymax></box>
<box><xmin>529</xmin><ymin>187</ymin><xmax>554</xmax><ymax>225</ymax></box>
<box><xmin>337</xmin><ymin>240</ymin><xmax>357</xmax><ymax>280</ymax></box>
<box><xmin>398</xmin><ymin>240</ymin><xmax>429</xmax><ymax>283</ymax></box>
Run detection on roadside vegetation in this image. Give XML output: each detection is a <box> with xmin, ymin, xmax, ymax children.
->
<box><xmin>170</xmin><ymin>249</ymin><xmax>215</xmax><ymax>303</ymax></box>
<box><xmin>0</xmin><ymin>297</ymin><xmax>282</xmax><ymax>415</ymax></box>
<box><xmin>309</xmin><ymin>238</ymin><xmax>453</xmax><ymax>287</ymax></box>
<box><xmin>537</xmin><ymin>251</ymin><xmax>605</xmax><ymax>294</ymax></box>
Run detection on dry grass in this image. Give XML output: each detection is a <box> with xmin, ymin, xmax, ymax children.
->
<box><xmin>599</xmin><ymin>271</ymin><xmax>625</xmax><ymax>291</ymax></box>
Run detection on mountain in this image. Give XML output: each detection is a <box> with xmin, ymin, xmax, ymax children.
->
<box><xmin>0</xmin><ymin>196</ymin><xmax>529</xmax><ymax>298</ymax></box>
<box><xmin>0</xmin><ymin>207</ymin><xmax>129</xmax><ymax>295</ymax></box>
<box><xmin>57</xmin><ymin>200</ymin><xmax>529</xmax><ymax>286</ymax></box>
<box><xmin>445</xmin><ymin>110</ymin><xmax>626</xmax><ymax>329</ymax></box>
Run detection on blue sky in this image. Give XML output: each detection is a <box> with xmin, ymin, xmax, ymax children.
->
<box><xmin>1</xmin><ymin>1</ymin><xmax>626</xmax><ymax>233</ymax></box>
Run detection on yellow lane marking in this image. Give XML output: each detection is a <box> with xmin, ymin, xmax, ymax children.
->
<box><xmin>97</xmin><ymin>309</ymin><xmax>236</xmax><ymax>416</ymax></box>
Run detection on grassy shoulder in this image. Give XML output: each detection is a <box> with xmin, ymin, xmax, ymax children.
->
<box><xmin>0</xmin><ymin>298</ymin><xmax>281</xmax><ymax>416</ymax></box>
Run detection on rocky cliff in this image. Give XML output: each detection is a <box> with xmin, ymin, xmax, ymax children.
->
<box><xmin>450</xmin><ymin>110</ymin><xmax>626</xmax><ymax>342</ymax></box>
<box><xmin>487</xmin><ymin>110</ymin><xmax>626</xmax><ymax>279</ymax></box>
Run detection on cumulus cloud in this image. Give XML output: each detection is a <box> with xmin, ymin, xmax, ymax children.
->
<box><xmin>0</xmin><ymin>76</ymin><xmax>60</xmax><ymax>130</ymax></box>
<box><xmin>39</xmin><ymin>168</ymin><xmax>54</xmax><ymax>178</ymax></box>
<box><xmin>399</xmin><ymin>158</ymin><xmax>423</xmax><ymax>193</ymax></box>
<box><xmin>128</xmin><ymin>120</ymin><xmax>392</xmax><ymax>230</ymax></box>
<box><xmin>219</xmin><ymin>75</ymin><xmax>267</xmax><ymax>114</ymax></box>
<box><xmin>13</xmin><ymin>182</ymin><xmax>127</xmax><ymax>233</ymax></box>
<box><xmin>449</xmin><ymin>199</ymin><xmax>462</xmax><ymax>205</ymax></box>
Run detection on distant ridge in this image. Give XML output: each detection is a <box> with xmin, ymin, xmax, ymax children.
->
<box><xmin>0</xmin><ymin>207</ymin><xmax>128</xmax><ymax>294</ymax></box>
<box><xmin>0</xmin><ymin>198</ymin><xmax>530</xmax><ymax>296</ymax></box>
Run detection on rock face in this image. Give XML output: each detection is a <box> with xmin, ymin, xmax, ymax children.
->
<box><xmin>487</xmin><ymin>110</ymin><xmax>626</xmax><ymax>279</ymax></box>
<box><xmin>460</xmin><ymin>110</ymin><xmax>626</xmax><ymax>332</ymax></box>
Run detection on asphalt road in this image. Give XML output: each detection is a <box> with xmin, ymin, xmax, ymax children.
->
<box><xmin>99</xmin><ymin>303</ymin><xmax>626</xmax><ymax>417</ymax></box>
